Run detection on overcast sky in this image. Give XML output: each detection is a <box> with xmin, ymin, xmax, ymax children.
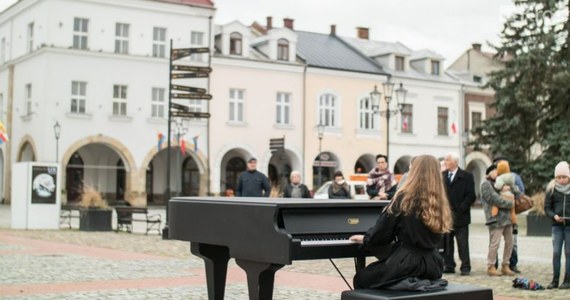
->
<box><xmin>0</xmin><ymin>0</ymin><xmax>517</xmax><ymax>63</ymax></box>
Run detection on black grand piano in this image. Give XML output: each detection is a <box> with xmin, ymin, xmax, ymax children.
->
<box><xmin>169</xmin><ymin>197</ymin><xmax>389</xmax><ymax>300</ymax></box>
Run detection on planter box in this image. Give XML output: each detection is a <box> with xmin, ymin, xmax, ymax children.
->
<box><xmin>79</xmin><ymin>209</ymin><xmax>112</xmax><ymax>231</ymax></box>
<box><xmin>526</xmin><ymin>214</ymin><xmax>552</xmax><ymax>237</ymax></box>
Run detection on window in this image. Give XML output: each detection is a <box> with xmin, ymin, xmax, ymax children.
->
<box><xmin>437</xmin><ymin>107</ymin><xmax>448</xmax><ymax>135</ymax></box>
<box><xmin>359</xmin><ymin>96</ymin><xmax>377</xmax><ymax>130</ymax></box>
<box><xmin>401</xmin><ymin>104</ymin><xmax>413</xmax><ymax>133</ymax></box>
<box><xmin>115</xmin><ymin>23</ymin><xmax>129</xmax><ymax>54</ymax></box>
<box><xmin>473</xmin><ymin>75</ymin><xmax>482</xmax><ymax>83</ymax></box>
<box><xmin>71</xmin><ymin>81</ymin><xmax>87</xmax><ymax>114</ymax></box>
<box><xmin>190</xmin><ymin>31</ymin><xmax>204</xmax><ymax>62</ymax></box>
<box><xmin>395</xmin><ymin>56</ymin><xmax>405</xmax><ymax>71</ymax></box>
<box><xmin>318</xmin><ymin>93</ymin><xmax>337</xmax><ymax>127</ymax></box>
<box><xmin>276</xmin><ymin>92</ymin><xmax>290</xmax><ymax>125</ymax></box>
<box><xmin>152</xmin><ymin>27</ymin><xmax>166</xmax><ymax>58</ymax></box>
<box><xmin>230</xmin><ymin>32</ymin><xmax>242</xmax><ymax>55</ymax></box>
<box><xmin>186</xmin><ymin>100</ymin><xmax>202</xmax><ymax>112</ymax></box>
<box><xmin>277</xmin><ymin>38</ymin><xmax>289</xmax><ymax>61</ymax></box>
<box><xmin>27</xmin><ymin>22</ymin><xmax>34</xmax><ymax>53</ymax></box>
<box><xmin>471</xmin><ymin>111</ymin><xmax>482</xmax><ymax>129</ymax></box>
<box><xmin>1</xmin><ymin>37</ymin><xmax>5</xmax><ymax>63</ymax></box>
<box><xmin>151</xmin><ymin>87</ymin><xmax>165</xmax><ymax>118</ymax></box>
<box><xmin>73</xmin><ymin>18</ymin><xmax>89</xmax><ymax>49</ymax></box>
<box><xmin>25</xmin><ymin>84</ymin><xmax>32</xmax><ymax>115</ymax></box>
<box><xmin>431</xmin><ymin>60</ymin><xmax>440</xmax><ymax>75</ymax></box>
<box><xmin>229</xmin><ymin>89</ymin><xmax>244</xmax><ymax>122</ymax></box>
<box><xmin>113</xmin><ymin>85</ymin><xmax>127</xmax><ymax>116</ymax></box>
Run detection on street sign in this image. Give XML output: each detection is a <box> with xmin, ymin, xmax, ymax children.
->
<box><xmin>171</xmin><ymin>47</ymin><xmax>209</xmax><ymax>60</ymax></box>
<box><xmin>172</xmin><ymin>65</ymin><xmax>212</xmax><ymax>73</ymax></box>
<box><xmin>170</xmin><ymin>103</ymin><xmax>189</xmax><ymax>112</ymax></box>
<box><xmin>270</xmin><ymin>137</ymin><xmax>285</xmax><ymax>152</ymax></box>
<box><xmin>171</xmin><ymin>85</ymin><xmax>207</xmax><ymax>94</ymax></box>
<box><xmin>171</xmin><ymin>111</ymin><xmax>211</xmax><ymax>118</ymax></box>
<box><xmin>172</xmin><ymin>93</ymin><xmax>212</xmax><ymax>100</ymax></box>
<box><xmin>313</xmin><ymin>160</ymin><xmax>337</xmax><ymax>167</ymax></box>
<box><xmin>171</xmin><ymin>73</ymin><xmax>209</xmax><ymax>79</ymax></box>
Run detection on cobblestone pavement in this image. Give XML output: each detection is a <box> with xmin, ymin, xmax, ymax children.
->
<box><xmin>1</xmin><ymin>204</ymin><xmax>569</xmax><ymax>299</ymax></box>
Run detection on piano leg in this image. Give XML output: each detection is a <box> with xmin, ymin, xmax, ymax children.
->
<box><xmin>235</xmin><ymin>259</ymin><xmax>284</xmax><ymax>300</ymax></box>
<box><xmin>191</xmin><ymin>243</ymin><xmax>230</xmax><ymax>300</ymax></box>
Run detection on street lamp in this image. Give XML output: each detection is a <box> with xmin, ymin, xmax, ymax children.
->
<box><xmin>316</xmin><ymin>122</ymin><xmax>325</xmax><ymax>189</ymax></box>
<box><xmin>370</xmin><ymin>78</ymin><xmax>407</xmax><ymax>163</ymax></box>
<box><xmin>53</xmin><ymin>121</ymin><xmax>61</xmax><ymax>163</ymax></box>
<box><xmin>173</xmin><ymin>118</ymin><xmax>188</xmax><ymax>196</ymax></box>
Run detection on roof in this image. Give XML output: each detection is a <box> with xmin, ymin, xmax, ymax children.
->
<box><xmin>409</xmin><ymin>49</ymin><xmax>445</xmax><ymax>61</ymax></box>
<box><xmin>342</xmin><ymin>37</ymin><xmax>413</xmax><ymax>57</ymax></box>
<box><xmin>296</xmin><ymin>31</ymin><xmax>387</xmax><ymax>75</ymax></box>
<box><xmin>154</xmin><ymin>0</ymin><xmax>214</xmax><ymax>7</ymax></box>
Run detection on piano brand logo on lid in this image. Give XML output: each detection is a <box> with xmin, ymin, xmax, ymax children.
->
<box><xmin>347</xmin><ymin>218</ymin><xmax>360</xmax><ymax>225</ymax></box>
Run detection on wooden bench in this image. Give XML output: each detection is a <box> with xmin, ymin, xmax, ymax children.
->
<box><xmin>341</xmin><ymin>284</ymin><xmax>492</xmax><ymax>300</ymax></box>
<box><xmin>60</xmin><ymin>204</ymin><xmax>81</xmax><ymax>229</ymax></box>
<box><xmin>114</xmin><ymin>206</ymin><xmax>162</xmax><ymax>235</ymax></box>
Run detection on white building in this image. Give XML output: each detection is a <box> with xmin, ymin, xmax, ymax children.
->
<box><xmin>0</xmin><ymin>0</ymin><xmax>215</xmax><ymax>205</ymax></box>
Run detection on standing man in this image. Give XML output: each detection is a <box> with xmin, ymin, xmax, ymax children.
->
<box><xmin>236</xmin><ymin>157</ymin><xmax>271</xmax><ymax>197</ymax></box>
<box><xmin>442</xmin><ymin>152</ymin><xmax>476</xmax><ymax>275</ymax></box>
<box><xmin>493</xmin><ymin>155</ymin><xmax>525</xmax><ymax>274</ymax></box>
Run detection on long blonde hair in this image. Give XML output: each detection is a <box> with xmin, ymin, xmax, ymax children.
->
<box><xmin>387</xmin><ymin>155</ymin><xmax>453</xmax><ymax>233</ymax></box>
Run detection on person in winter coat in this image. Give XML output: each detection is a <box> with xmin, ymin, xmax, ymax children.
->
<box><xmin>328</xmin><ymin>170</ymin><xmax>351</xmax><ymax>199</ymax></box>
<box><xmin>544</xmin><ymin>161</ymin><xmax>570</xmax><ymax>289</ymax></box>
<box><xmin>283</xmin><ymin>171</ymin><xmax>311</xmax><ymax>199</ymax></box>
<box><xmin>366</xmin><ymin>154</ymin><xmax>398</xmax><ymax>200</ymax></box>
<box><xmin>236</xmin><ymin>157</ymin><xmax>271</xmax><ymax>197</ymax></box>
<box><xmin>349</xmin><ymin>155</ymin><xmax>453</xmax><ymax>290</ymax></box>
<box><xmin>480</xmin><ymin>164</ymin><xmax>516</xmax><ymax>276</ymax></box>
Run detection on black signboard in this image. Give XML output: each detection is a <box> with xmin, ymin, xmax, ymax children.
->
<box><xmin>172</xmin><ymin>65</ymin><xmax>212</xmax><ymax>73</ymax></box>
<box><xmin>172</xmin><ymin>93</ymin><xmax>213</xmax><ymax>100</ymax></box>
<box><xmin>270</xmin><ymin>138</ymin><xmax>285</xmax><ymax>152</ymax></box>
<box><xmin>171</xmin><ymin>103</ymin><xmax>189</xmax><ymax>112</ymax></box>
<box><xmin>171</xmin><ymin>85</ymin><xmax>207</xmax><ymax>94</ymax></box>
<box><xmin>171</xmin><ymin>47</ymin><xmax>209</xmax><ymax>60</ymax></box>
<box><xmin>171</xmin><ymin>73</ymin><xmax>209</xmax><ymax>79</ymax></box>
<box><xmin>171</xmin><ymin>111</ymin><xmax>211</xmax><ymax>118</ymax></box>
<box><xmin>31</xmin><ymin>165</ymin><xmax>57</xmax><ymax>204</ymax></box>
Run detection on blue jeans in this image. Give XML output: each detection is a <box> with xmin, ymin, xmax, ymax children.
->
<box><xmin>551</xmin><ymin>225</ymin><xmax>570</xmax><ymax>278</ymax></box>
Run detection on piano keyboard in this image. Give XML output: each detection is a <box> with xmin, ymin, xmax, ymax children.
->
<box><xmin>300</xmin><ymin>238</ymin><xmax>357</xmax><ymax>247</ymax></box>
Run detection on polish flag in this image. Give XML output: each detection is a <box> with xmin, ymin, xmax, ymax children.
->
<box><xmin>402</xmin><ymin>116</ymin><xmax>408</xmax><ymax>131</ymax></box>
<box><xmin>451</xmin><ymin>121</ymin><xmax>457</xmax><ymax>134</ymax></box>
<box><xmin>180</xmin><ymin>138</ymin><xmax>187</xmax><ymax>156</ymax></box>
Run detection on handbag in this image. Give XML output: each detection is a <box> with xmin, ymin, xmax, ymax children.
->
<box><xmin>515</xmin><ymin>194</ymin><xmax>534</xmax><ymax>214</ymax></box>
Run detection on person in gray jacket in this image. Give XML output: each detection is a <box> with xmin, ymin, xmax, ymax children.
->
<box><xmin>480</xmin><ymin>164</ymin><xmax>516</xmax><ymax>276</ymax></box>
<box><xmin>236</xmin><ymin>157</ymin><xmax>271</xmax><ymax>197</ymax></box>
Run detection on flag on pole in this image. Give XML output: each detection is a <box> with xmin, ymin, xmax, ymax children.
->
<box><xmin>192</xmin><ymin>135</ymin><xmax>199</xmax><ymax>153</ymax></box>
<box><xmin>0</xmin><ymin>120</ymin><xmax>9</xmax><ymax>144</ymax></box>
<box><xmin>450</xmin><ymin>121</ymin><xmax>457</xmax><ymax>134</ymax></box>
<box><xmin>402</xmin><ymin>116</ymin><xmax>408</xmax><ymax>131</ymax></box>
<box><xmin>157</xmin><ymin>132</ymin><xmax>165</xmax><ymax>151</ymax></box>
<box><xmin>180</xmin><ymin>138</ymin><xmax>186</xmax><ymax>156</ymax></box>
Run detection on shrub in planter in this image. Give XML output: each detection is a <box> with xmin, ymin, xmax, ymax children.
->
<box><xmin>78</xmin><ymin>185</ymin><xmax>112</xmax><ymax>232</ymax></box>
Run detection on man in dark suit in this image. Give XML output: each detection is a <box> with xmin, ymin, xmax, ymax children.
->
<box><xmin>442</xmin><ymin>153</ymin><xmax>476</xmax><ymax>275</ymax></box>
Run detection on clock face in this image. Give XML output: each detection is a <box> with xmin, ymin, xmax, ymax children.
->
<box><xmin>32</xmin><ymin>173</ymin><xmax>56</xmax><ymax>198</ymax></box>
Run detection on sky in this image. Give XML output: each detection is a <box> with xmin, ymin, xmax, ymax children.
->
<box><xmin>0</xmin><ymin>0</ymin><xmax>518</xmax><ymax>63</ymax></box>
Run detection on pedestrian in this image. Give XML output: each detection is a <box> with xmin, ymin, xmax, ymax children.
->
<box><xmin>493</xmin><ymin>155</ymin><xmax>525</xmax><ymax>274</ymax></box>
<box><xmin>486</xmin><ymin>161</ymin><xmax>519</xmax><ymax>226</ymax></box>
<box><xmin>366</xmin><ymin>154</ymin><xmax>398</xmax><ymax>200</ymax></box>
<box><xmin>235</xmin><ymin>157</ymin><xmax>271</xmax><ymax>197</ymax></box>
<box><xmin>480</xmin><ymin>164</ymin><xmax>516</xmax><ymax>276</ymax></box>
<box><xmin>544</xmin><ymin>161</ymin><xmax>570</xmax><ymax>289</ymax></box>
<box><xmin>283</xmin><ymin>170</ymin><xmax>311</xmax><ymax>199</ymax></box>
<box><xmin>442</xmin><ymin>152</ymin><xmax>476</xmax><ymax>275</ymax></box>
<box><xmin>328</xmin><ymin>170</ymin><xmax>351</xmax><ymax>199</ymax></box>
<box><xmin>349</xmin><ymin>155</ymin><xmax>453</xmax><ymax>290</ymax></box>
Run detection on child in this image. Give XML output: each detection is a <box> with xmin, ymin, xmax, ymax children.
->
<box><xmin>486</xmin><ymin>161</ymin><xmax>518</xmax><ymax>225</ymax></box>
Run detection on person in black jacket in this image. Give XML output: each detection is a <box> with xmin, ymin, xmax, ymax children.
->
<box><xmin>350</xmin><ymin>155</ymin><xmax>453</xmax><ymax>290</ymax></box>
<box><xmin>283</xmin><ymin>170</ymin><xmax>311</xmax><ymax>198</ymax></box>
<box><xmin>442</xmin><ymin>152</ymin><xmax>476</xmax><ymax>276</ymax></box>
<box><xmin>544</xmin><ymin>161</ymin><xmax>570</xmax><ymax>289</ymax></box>
<box><xmin>366</xmin><ymin>154</ymin><xmax>398</xmax><ymax>200</ymax></box>
<box><xmin>328</xmin><ymin>170</ymin><xmax>351</xmax><ymax>199</ymax></box>
<box><xmin>236</xmin><ymin>157</ymin><xmax>271</xmax><ymax>197</ymax></box>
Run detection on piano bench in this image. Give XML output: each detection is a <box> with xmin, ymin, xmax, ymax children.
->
<box><xmin>341</xmin><ymin>284</ymin><xmax>492</xmax><ymax>300</ymax></box>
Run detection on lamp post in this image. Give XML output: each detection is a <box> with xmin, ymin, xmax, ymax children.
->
<box><xmin>316</xmin><ymin>122</ymin><xmax>325</xmax><ymax>189</ymax></box>
<box><xmin>173</xmin><ymin>118</ymin><xmax>188</xmax><ymax>196</ymax></box>
<box><xmin>53</xmin><ymin>121</ymin><xmax>61</xmax><ymax>163</ymax></box>
<box><xmin>370</xmin><ymin>78</ymin><xmax>407</xmax><ymax>164</ymax></box>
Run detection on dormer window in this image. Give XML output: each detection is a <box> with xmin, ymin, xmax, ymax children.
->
<box><xmin>395</xmin><ymin>56</ymin><xmax>405</xmax><ymax>71</ymax></box>
<box><xmin>431</xmin><ymin>60</ymin><xmax>440</xmax><ymax>75</ymax></box>
<box><xmin>230</xmin><ymin>32</ymin><xmax>242</xmax><ymax>55</ymax></box>
<box><xmin>277</xmin><ymin>38</ymin><xmax>289</xmax><ymax>61</ymax></box>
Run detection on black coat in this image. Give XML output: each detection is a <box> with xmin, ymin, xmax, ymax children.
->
<box><xmin>236</xmin><ymin>170</ymin><xmax>271</xmax><ymax>197</ymax></box>
<box><xmin>443</xmin><ymin>168</ymin><xmax>476</xmax><ymax>228</ymax></box>
<box><xmin>544</xmin><ymin>187</ymin><xmax>570</xmax><ymax>225</ymax></box>
<box><xmin>283</xmin><ymin>184</ymin><xmax>312</xmax><ymax>198</ymax></box>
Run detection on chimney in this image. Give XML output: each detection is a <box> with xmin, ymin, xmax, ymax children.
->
<box><xmin>357</xmin><ymin>27</ymin><xmax>369</xmax><ymax>40</ymax></box>
<box><xmin>330</xmin><ymin>24</ymin><xmax>336</xmax><ymax>36</ymax></box>
<box><xmin>283</xmin><ymin>18</ymin><xmax>294</xmax><ymax>30</ymax></box>
<box><xmin>266</xmin><ymin>16</ymin><xmax>272</xmax><ymax>30</ymax></box>
<box><xmin>472</xmin><ymin>43</ymin><xmax>482</xmax><ymax>51</ymax></box>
